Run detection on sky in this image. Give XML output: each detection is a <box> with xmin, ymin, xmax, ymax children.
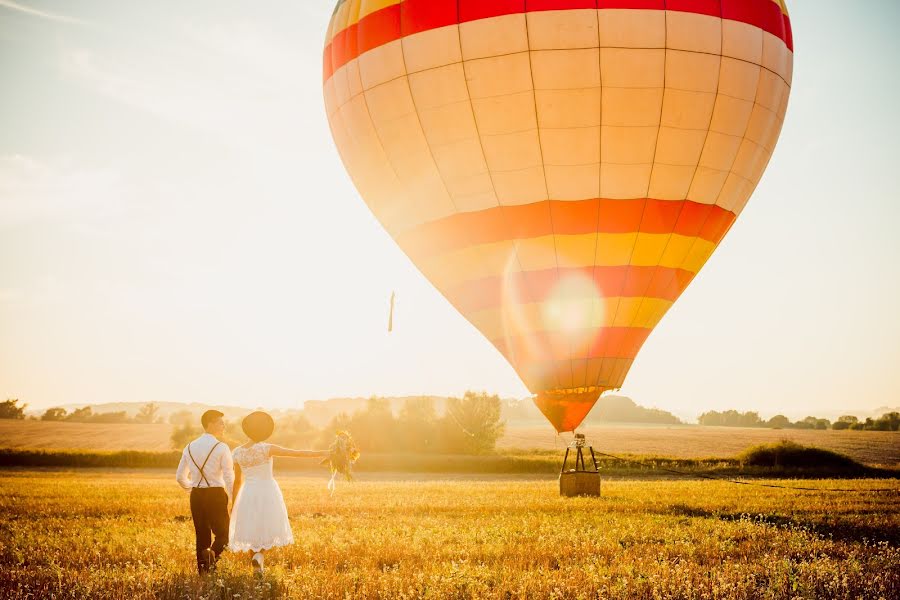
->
<box><xmin>1</xmin><ymin>0</ymin><xmax>898</xmax><ymax>420</ymax></box>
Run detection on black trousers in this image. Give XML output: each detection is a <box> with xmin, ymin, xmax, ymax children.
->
<box><xmin>189</xmin><ymin>487</ymin><xmax>229</xmax><ymax>573</ymax></box>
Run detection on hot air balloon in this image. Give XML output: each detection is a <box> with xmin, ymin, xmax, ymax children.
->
<box><xmin>323</xmin><ymin>0</ymin><xmax>793</xmax><ymax>433</ymax></box>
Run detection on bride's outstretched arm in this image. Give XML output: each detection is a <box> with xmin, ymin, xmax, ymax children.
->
<box><xmin>268</xmin><ymin>445</ymin><xmax>329</xmax><ymax>459</ymax></box>
<box><xmin>232</xmin><ymin>464</ymin><xmax>242</xmax><ymax>505</ymax></box>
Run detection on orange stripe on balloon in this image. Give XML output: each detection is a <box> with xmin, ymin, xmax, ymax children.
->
<box><xmin>445</xmin><ymin>266</ymin><xmax>695</xmax><ymax>313</ymax></box>
<box><xmin>492</xmin><ymin>327</ymin><xmax>653</xmax><ymax>361</ymax></box>
<box><xmin>397</xmin><ymin>199</ymin><xmax>735</xmax><ymax>259</ymax></box>
<box><xmin>534</xmin><ymin>389</ymin><xmax>606</xmax><ymax>433</ymax></box>
<box><xmin>323</xmin><ymin>0</ymin><xmax>793</xmax><ymax>82</ymax></box>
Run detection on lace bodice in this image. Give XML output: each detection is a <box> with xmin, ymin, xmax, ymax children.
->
<box><xmin>233</xmin><ymin>443</ymin><xmax>273</xmax><ymax>481</ymax></box>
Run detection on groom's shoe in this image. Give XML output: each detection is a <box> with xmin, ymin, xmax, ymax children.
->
<box><xmin>201</xmin><ymin>549</ymin><xmax>216</xmax><ymax>573</ymax></box>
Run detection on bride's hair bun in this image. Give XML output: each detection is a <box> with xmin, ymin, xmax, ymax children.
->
<box><xmin>242</xmin><ymin>411</ymin><xmax>275</xmax><ymax>442</ymax></box>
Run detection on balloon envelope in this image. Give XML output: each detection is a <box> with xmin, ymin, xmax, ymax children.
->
<box><xmin>323</xmin><ymin>0</ymin><xmax>793</xmax><ymax>432</ymax></box>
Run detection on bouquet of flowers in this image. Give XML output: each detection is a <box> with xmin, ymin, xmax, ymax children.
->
<box><xmin>322</xmin><ymin>430</ymin><xmax>360</xmax><ymax>493</ymax></box>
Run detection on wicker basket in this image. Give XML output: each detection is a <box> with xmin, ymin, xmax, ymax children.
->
<box><xmin>559</xmin><ymin>471</ymin><xmax>601</xmax><ymax>497</ymax></box>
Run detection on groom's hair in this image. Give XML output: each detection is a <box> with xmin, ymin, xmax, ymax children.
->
<box><xmin>200</xmin><ymin>410</ymin><xmax>224</xmax><ymax>430</ymax></box>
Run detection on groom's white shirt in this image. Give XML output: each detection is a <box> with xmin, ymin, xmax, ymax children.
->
<box><xmin>175</xmin><ymin>433</ymin><xmax>235</xmax><ymax>497</ymax></box>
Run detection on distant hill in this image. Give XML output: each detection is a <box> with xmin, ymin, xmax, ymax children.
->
<box><xmin>503</xmin><ymin>395</ymin><xmax>681</xmax><ymax>426</ymax></box>
<box><xmin>26</xmin><ymin>394</ymin><xmax>680</xmax><ymax>427</ymax></box>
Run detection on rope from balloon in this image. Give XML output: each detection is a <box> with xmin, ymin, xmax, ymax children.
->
<box><xmin>387</xmin><ymin>291</ymin><xmax>395</xmax><ymax>333</ymax></box>
<box><xmin>590</xmin><ymin>449</ymin><xmax>899</xmax><ymax>494</ymax></box>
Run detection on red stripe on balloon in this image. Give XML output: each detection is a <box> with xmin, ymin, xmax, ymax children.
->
<box><xmin>526</xmin><ymin>0</ymin><xmax>599</xmax><ymax>10</ymax></box>
<box><xmin>459</xmin><ymin>0</ymin><xmax>524</xmax><ymax>23</ymax></box>
<box><xmin>666</xmin><ymin>0</ymin><xmax>720</xmax><ymax>18</ymax></box>
<box><xmin>597</xmin><ymin>0</ymin><xmax>664</xmax><ymax>8</ymax></box>
<box><xmin>397</xmin><ymin>199</ymin><xmax>735</xmax><ymax>259</ymax></box>
<box><xmin>324</xmin><ymin>0</ymin><xmax>793</xmax><ymax>83</ymax></box>
<box><xmin>445</xmin><ymin>266</ymin><xmax>695</xmax><ymax>313</ymax></box>
<box><xmin>357</xmin><ymin>3</ymin><xmax>401</xmax><ymax>56</ymax></box>
<box><xmin>401</xmin><ymin>0</ymin><xmax>458</xmax><ymax>35</ymax></box>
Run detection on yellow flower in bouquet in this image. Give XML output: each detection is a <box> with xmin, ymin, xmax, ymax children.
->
<box><xmin>322</xmin><ymin>430</ymin><xmax>360</xmax><ymax>492</ymax></box>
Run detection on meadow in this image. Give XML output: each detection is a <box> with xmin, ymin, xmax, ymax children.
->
<box><xmin>0</xmin><ymin>469</ymin><xmax>897</xmax><ymax>599</ymax></box>
<box><xmin>3</xmin><ymin>419</ymin><xmax>898</xmax><ymax>467</ymax></box>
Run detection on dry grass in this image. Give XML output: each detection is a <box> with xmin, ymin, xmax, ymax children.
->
<box><xmin>3</xmin><ymin>420</ymin><xmax>898</xmax><ymax>468</ymax></box>
<box><xmin>0</xmin><ymin>420</ymin><xmax>172</xmax><ymax>451</ymax></box>
<box><xmin>0</xmin><ymin>469</ymin><xmax>898</xmax><ymax>599</ymax></box>
<box><xmin>502</xmin><ymin>425</ymin><xmax>900</xmax><ymax>467</ymax></box>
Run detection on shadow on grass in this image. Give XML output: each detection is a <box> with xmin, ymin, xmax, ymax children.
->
<box><xmin>666</xmin><ymin>503</ymin><xmax>900</xmax><ymax>546</ymax></box>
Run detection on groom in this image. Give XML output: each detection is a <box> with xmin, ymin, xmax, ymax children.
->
<box><xmin>175</xmin><ymin>410</ymin><xmax>235</xmax><ymax>574</ymax></box>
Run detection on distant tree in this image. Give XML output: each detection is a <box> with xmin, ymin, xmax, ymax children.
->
<box><xmin>767</xmin><ymin>414</ymin><xmax>791</xmax><ymax>429</ymax></box>
<box><xmin>271</xmin><ymin>412</ymin><xmax>318</xmax><ymax>447</ymax></box>
<box><xmin>591</xmin><ymin>396</ymin><xmax>681</xmax><ymax>425</ymax></box>
<box><xmin>0</xmin><ymin>398</ymin><xmax>27</xmax><ymax>420</ymax></box>
<box><xmin>792</xmin><ymin>416</ymin><xmax>818</xmax><ymax>430</ymax></box>
<box><xmin>699</xmin><ymin>410</ymin><xmax>762</xmax><ymax>428</ymax></box>
<box><xmin>134</xmin><ymin>402</ymin><xmax>160</xmax><ymax>424</ymax></box>
<box><xmin>41</xmin><ymin>407</ymin><xmax>68</xmax><ymax>421</ymax></box>
<box><xmin>346</xmin><ymin>397</ymin><xmax>398</xmax><ymax>452</ymax></box>
<box><xmin>740</xmin><ymin>411</ymin><xmax>764</xmax><ymax>427</ymax></box>
<box><xmin>168</xmin><ymin>409</ymin><xmax>195</xmax><ymax>427</ymax></box>
<box><xmin>66</xmin><ymin>406</ymin><xmax>93</xmax><ymax>422</ymax></box>
<box><xmin>398</xmin><ymin>397</ymin><xmax>438</xmax><ymax>452</ymax></box>
<box><xmin>442</xmin><ymin>391</ymin><xmax>505</xmax><ymax>454</ymax></box>
<box><xmin>875</xmin><ymin>412</ymin><xmax>900</xmax><ymax>432</ymax></box>
<box><xmin>318</xmin><ymin>412</ymin><xmax>353</xmax><ymax>447</ymax></box>
<box><xmin>171</xmin><ymin>424</ymin><xmax>202</xmax><ymax>450</ymax></box>
<box><xmin>832</xmin><ymin>416</ymin><xmax>857</xmax><ymax>431</ymax></box>
<box><xmin>90</xmin><ymin>411</ymin><xmax>130</xmax><ymax>424</ymax></box>
<box><xmin>698</xmin><ymin>411</ymin><xmax>723</xmax><ymax>426</ymax></box>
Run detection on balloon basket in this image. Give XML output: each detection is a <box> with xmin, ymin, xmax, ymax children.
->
<box><xmin>559</xmin><ymin>434</ymin><xmax>601</xmax><ymax>497</ymax></box>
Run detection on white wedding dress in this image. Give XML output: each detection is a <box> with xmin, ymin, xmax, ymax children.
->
<box><xmin>229</xmin><ymin>442</ymin><xmax>294</xmax><ymax>552</ymax></box>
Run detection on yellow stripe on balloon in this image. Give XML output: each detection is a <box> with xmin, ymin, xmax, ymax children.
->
<box><xmin>414</xmin><ymin>233</ymin><xmax>716</xmax><ymax>290</ymax></box>
<box><xmin>467</xmin><ymin>297</ymin><xmax>674</xmax><ymax>341</ymax></box>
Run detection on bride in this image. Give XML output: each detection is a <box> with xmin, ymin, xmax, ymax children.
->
<box><xmin>229</xmin><ymin>411</ymin><xmax>328</xmax><ymax>574</ymax></box>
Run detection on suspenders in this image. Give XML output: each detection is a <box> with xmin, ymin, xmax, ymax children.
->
<box><xmin>188</xmin><ymin>441</ymin><xmax>222</xmax><ymax>488</ymax></box>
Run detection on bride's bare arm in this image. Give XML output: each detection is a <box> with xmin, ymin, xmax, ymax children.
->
<box><xmin>267</xmin><ymin>445</ymin><xmax>329</xmax><ymax>459</ymax></box>
<box><xmin>232</xmin><ymin>464</ymin><xmax>242</xmax><ymax>505</ymax></box>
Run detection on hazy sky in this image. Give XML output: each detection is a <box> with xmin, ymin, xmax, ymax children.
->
<box><xmin>1</xmin><ymin>0</ymin><xmax>898</xmax><ymax>420</ymax></box>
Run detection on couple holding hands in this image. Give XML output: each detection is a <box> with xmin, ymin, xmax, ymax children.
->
<box><xmin>175</xmin><ymin>409</ymin><xmax>327</xmax><ymax>575</ymax></box>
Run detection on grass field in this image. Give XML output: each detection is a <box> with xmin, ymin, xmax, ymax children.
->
<box><xmin>501</xmin><ymin>425</ymin><xmax>900</xmax><ymax>467</ymax></box>
<box><xmin>0</xmin><ymin>470</ymin><xmax>897</xmax><ymax>599</ymax></box>
<box><xmin>0</xmin><ymin>420</ymin><xmax>173</xmax><ymax>451</ymax></box>
<box><xmin>3</xmin><ymin>420</ymin><xmax>898</xmax><ymax>467</ymax></box>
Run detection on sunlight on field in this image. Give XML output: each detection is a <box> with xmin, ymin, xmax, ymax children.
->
<box><xmin>502</xmin><ymin>426</ymin><xmax>900</xmax><ymax>467</ymax></box>
<box><xmin>3</xmin><ymin>420</ymin><xmax>898</xmax><ymax>468</ymax></box>
<box><xmin>0</xmin><ymin>471</ymin><xmax>897</xmax><ymax>599</ymax></box>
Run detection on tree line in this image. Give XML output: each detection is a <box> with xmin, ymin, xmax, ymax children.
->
<box><xmin>171</xmin><ymin>391</ymin><xmax>506</xmax><ymax>455</ymax></box>
<box><xmin>0</xmin><ymin>399</ymin><xmax>164</xmax><ymax>424</ymax></box>
<box><xmin>698</xmin><ymin>409</ymin><xmax>900</xmax><ymax>431</ymax></box>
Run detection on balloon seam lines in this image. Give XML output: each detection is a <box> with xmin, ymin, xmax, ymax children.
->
<box><xmin>595</xmin><ymin>4</ymin><xmax>668</xmax><ymax>394</ymax></box>
<box><xmin>657</xmin><ymin>12</ymin><xmax>773</xmax><ymax>374</ymax></box>
<box><xmin>324</xmin><ymin>4</ymin><xmax>794</xmax><ymax>76</ymax></box>
<box><xmin>327</xmin><ymin>53</ymin><xmax>788</xmax><ymax>122</ymax></box>
<box><xmin>327</xmin><ymin>49</ymin><xmax>790</xmax><ymax>94</ymax></box>
<box><xmin>394</xmin><ymin>19</ymin><xmax>524</xmax><ymax>379</ymax></box>
<box><xmin>524</xmin><ymin>9</ymin><xmax>574</xmax><ymax>392</ymax></box>
<box><xmin>584</xmin><ymin>5</ymin><xmax>605</xmax><ymax>394</ymax></box>
<box><xmin>452</xmin><ymin>3</ymin><xmax>562</xmax><ymax>393</ymax></box>
<box><xmin>622</xmin><ymin>3</ymin><xmax>728</xmax><ymax>343</ymax></box>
